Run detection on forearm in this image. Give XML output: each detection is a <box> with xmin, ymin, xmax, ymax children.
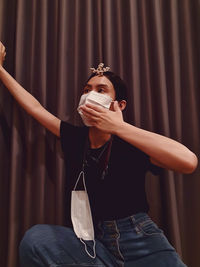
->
<box><xmin>114</xmin><ymin>121</ymin><xmax>198</xmax><ymax>173</ymax></box>
<box><xmin>0</xmin><ymin>66</ymin><xmax>41</xmax><ymax>114</ymax></box>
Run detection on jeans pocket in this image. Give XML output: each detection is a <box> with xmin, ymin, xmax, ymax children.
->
<box><xmin>137</xmin><ymin>219</ymin><xmax>164</xmax><ymax>236</ymax></box>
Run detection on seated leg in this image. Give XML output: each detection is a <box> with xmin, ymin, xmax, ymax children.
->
<box><xmin>19</xmin><ymin>224</ymin><xmax>118</xmax><ymax>267</ymax></box>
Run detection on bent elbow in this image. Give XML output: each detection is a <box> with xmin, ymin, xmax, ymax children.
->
<box><xmin>182</xmin><ymin>152</ymin><xmax>198</xmax><ymax>174</ymax></box>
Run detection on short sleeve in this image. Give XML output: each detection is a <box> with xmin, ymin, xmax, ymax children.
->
<box><xmin>60</xmin><ymin>121</ymin><xmax>77</xmax><ymax>152</ymax></box>
<box><xmin>60</xmin><ymin>120</ymin><xmax>88</xmax><ymax>155</ymax></box>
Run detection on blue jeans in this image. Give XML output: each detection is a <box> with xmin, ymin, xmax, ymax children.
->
<box><xmin>19</xmin><ymin>213</ymin><xmax>187</xmax><ymax>266</ymax></box>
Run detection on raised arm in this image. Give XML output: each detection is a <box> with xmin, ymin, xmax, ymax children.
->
<box><xmin>0</xmin><ymin>42</ymin><xmax>61</xmax><ymax>137</ymax></box>
<box><xmin>80</xmin><ymin>102</ymin><xmax>198</xmax><ymax>174</ymax></box>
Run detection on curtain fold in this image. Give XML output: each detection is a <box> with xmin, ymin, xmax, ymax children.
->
<box><xmin>0</xmin><ymin>1</ymin><xmax>199</xmax><ymax>266</ymax></box>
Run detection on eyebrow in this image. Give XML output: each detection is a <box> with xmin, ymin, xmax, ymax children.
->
<box><xmin>85</xmin><ymin>83</ymin><xmax>109</xmax><ymax>88</ymax></box>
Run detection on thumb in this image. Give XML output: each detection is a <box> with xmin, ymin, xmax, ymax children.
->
<box><xmin>113</xmin><ymin>101</ymin><xmax>121</xmax><ymax>112</ymax></box>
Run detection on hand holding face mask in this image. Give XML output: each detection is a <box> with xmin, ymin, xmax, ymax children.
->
<box><xmin>77</xmin><ymin>91</ymin><xmax>113</xmax><ymax>126</ymax></box>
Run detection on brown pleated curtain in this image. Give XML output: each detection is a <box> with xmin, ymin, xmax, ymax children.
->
<box><xmin>0</xmin><ymin>0</ymin><xmax>199</xmax><ymax>266</ymax></box>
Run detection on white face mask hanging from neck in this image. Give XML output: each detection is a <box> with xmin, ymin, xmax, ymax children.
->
<box><xmin>77</xmin><ymin>91</ymin><xmax>113</xmax><ymax>126</ymax></box>
<box><xmin>71</xmin><ymin>171</ymin><xmax>96</xmax><ymax>259</ymax></box>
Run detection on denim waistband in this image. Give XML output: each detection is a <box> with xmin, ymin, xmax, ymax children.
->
<box><xmin>95</xmin><ymin>212</ymin><xmax>150</xmax><ymax>230</ymax></box>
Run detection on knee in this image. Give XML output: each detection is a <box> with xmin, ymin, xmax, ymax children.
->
<box><xmin>19</xmin><ymin>224</ymin><xmax>53</xmax><ymax>266</ymax></box>
<box><xmin>19</xmin><ymin>224</ymin><xmax>47</xmax><ymax>258</ymax></box>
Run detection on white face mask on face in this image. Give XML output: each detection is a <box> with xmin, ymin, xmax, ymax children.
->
<box><xmin>77</xmin><ymin>91</ymin><xmax>113</xmax><ymax>126</ymax></box>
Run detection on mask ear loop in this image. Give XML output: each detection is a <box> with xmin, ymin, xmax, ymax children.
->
<box><xmin>80</xmin><ymin>238</ymin><xmax>96</xmax><ymax>259</ymax></box>
<box><xmin>73</xmin><ymin>130</ymin><xmax>89</xmax><ymax>191</ymax></box>
<box><xmin>73</xmin><ymin>170</ymin><xmax>87</xmax><ymax>192</ymax></box>
<box><xmin>73</xmin><ymin>170</ymin><xmax>85</xmax><ymax>191</ymax></box>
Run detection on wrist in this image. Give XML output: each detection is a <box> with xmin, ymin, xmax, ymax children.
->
<box><xmin>112</xmin><ymin>121</ymin><xmax>127</xmax><ymax>136</ymax></box>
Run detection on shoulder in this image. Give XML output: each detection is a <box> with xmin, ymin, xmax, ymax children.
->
<box><xmin>60</xmin><ymin>121</ymin><xmax>88</xmax><ymax>151</ymax></box>
<box><xmin>60</xmin><ymin>121</ymin><xmax>87</xmax><ymax>137</ymax></box>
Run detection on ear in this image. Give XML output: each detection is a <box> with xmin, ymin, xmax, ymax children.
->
<box><xmin>118</xmin><ymin>100</ymin><xmax>127</xmax><ymax>111</ymax></box>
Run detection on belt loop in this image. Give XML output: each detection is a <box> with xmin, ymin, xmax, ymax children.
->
<box><xmin>130</xmin><ymin>214</ymin><xmax>136</xmax><ymax>223</ymax></box>
<box><xmin>130</xmin><ymin>215</ymin><xmax>140</xmax><ymax>234</ymax></box>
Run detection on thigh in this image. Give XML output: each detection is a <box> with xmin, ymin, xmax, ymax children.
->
<box><xmin>19</xmin><ymin>224</ymin><xmax>118</xmax><ymax>267</ymax></box>
<box><xmin>124</xmin><ymin>251</ymin><xmax>187</xmax><ymax>267</ymax></box>
<box><xmin>119</xmin><ymin>217</ymin><xmax>187</xmax><ymax>267</ymax></box>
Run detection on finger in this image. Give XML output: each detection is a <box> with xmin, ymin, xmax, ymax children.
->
<box><xmin>113</xmin><ymin>101</ymin><xmax>121</xmax><ymax>111</ymax></box>
<box><xmin>83</xmin><ymin>112</ymin><xmax>98</xmax><ymax>121</ymax></box>
<box><xmin>81</xmin><ymin>113</ymin><xmax>99</xmax><ymax>125</ymax></box>
<box><xmin>85</xmin><ymin>103</ymin><xmax>105</xmax><ymax>113</ymax></box>
<box><xmin>81</xmin><ymin>111</ymin><xmax>100</xmax><ymax>122</ymax></box>
<box><xmin>80</xmin><ymin>105</ymin><xmax>102</xmax><ymax>117</ymax></box>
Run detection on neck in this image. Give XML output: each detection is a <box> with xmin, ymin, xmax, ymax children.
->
<box><xmin>89</xmin><ymin>127</ymin><xmax>111</xmax><ymax>148</ymax></box>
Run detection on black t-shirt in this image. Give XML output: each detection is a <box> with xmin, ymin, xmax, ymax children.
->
<box><xmin>60</xmin><ymin>121</ymin><xmax>162</xmax><ymax>226</ymax></box>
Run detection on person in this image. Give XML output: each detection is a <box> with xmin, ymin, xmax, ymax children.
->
<box><xmin>0</xmin><ymin>41</ymin><xmax>198</xmax><ymax>267</ymax></box>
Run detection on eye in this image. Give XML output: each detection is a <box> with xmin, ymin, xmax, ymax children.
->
<box><xmin>83</xmin><ymin>88</ymin><xmax>90</xmax><ymax>94</ymax></box>
<box><xmin>98</xmin><ymin>88</ymin><xmax>105</xmax><ymax>93</ymax></box>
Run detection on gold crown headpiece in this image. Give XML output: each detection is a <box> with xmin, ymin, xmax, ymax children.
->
<box><xmin>90</xmin><ymin>63</ymin><xmax>110</xmax><ymax>76</ymax></box>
